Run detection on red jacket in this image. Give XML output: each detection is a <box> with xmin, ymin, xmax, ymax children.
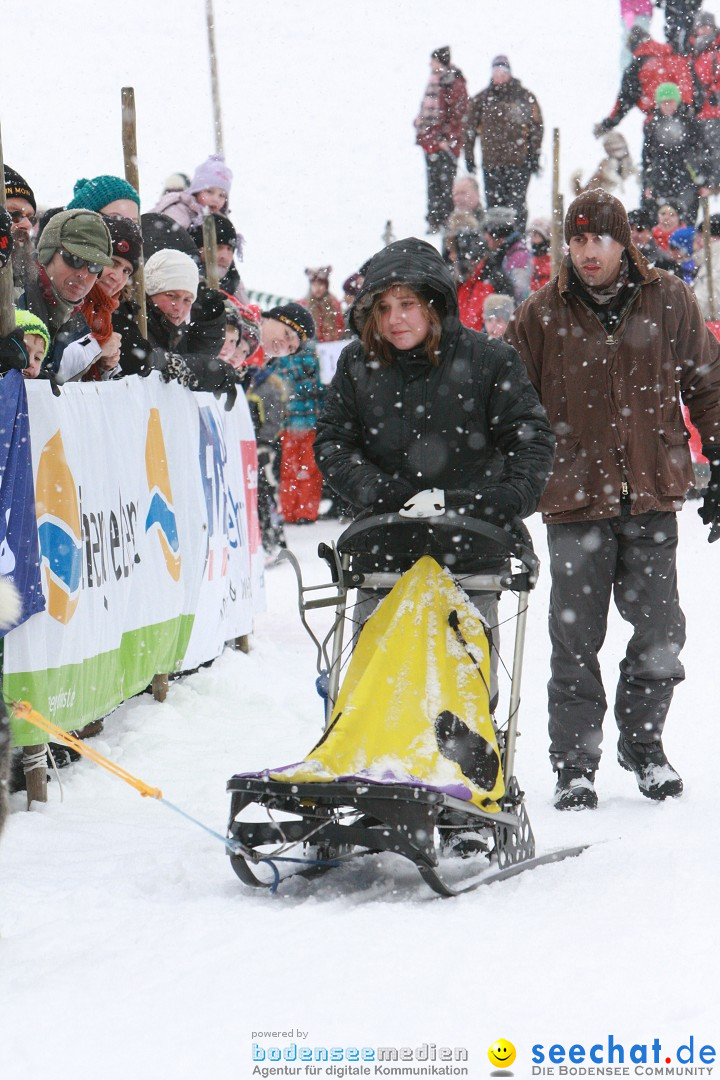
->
<box><xmin>457</xmin><ymin>268</ymin><xmax>494</xmax><ymax>331</ymax></box>
<box><xmin>415</xmin><ymin>67</ymin><xmax>468</xmax><ymax>157</ymax></box>
<box><xmin>691</xmin><ymin>32</ymin><xmax>720</xmax><ymax>120</ymax></box>
<box><xmin>607</xmin><ymin>39</ymin><xmax>695</xmax><ymax>126</ymax></box>
<box><xmin>530</xmin><ymin>252</ymin><xmax>551</xmax><ymax>292</ymax></box>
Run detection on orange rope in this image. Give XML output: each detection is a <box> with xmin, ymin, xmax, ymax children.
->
<box><xmin>11</xmin><ymin>701</ymin><xmax>163</xmax><ymax>800</ymax></box>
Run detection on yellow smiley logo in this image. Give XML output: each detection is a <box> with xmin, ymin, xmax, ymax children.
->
<box><xmin>488</xmin><ymin>1039</ymin><xmax>516</xmax><ymax>1069</ymax></box>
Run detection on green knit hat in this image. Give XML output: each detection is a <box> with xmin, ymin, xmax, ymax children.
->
<box><xmin>656</xmin><ymin>82</ymin><xmax>681</xmax><ymax>105</ymax></box>
<box><xmin>66</xmin><ymin>175</ymin><xmax>140</xmax><ymax>213</ymax></box>
<box><xmin>14</xmin><ymin>308</ymin><xmax>50</xmax><ymax>359</ymax></box>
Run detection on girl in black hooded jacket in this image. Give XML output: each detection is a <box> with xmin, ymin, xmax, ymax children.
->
<box><xmin>314</xmin><ymin>237</ymin><xmax>554</xmax><ymax>537</ymax></box>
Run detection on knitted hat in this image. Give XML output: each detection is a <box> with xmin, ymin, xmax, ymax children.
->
<box><xmin>189</xmin><ymin>213</ymin><xmax>238</xmax><ymax>251</ymax></box>
<box><xmin>483</xmin><ymin>294</ymin><xmax>514</xmax><ymax>323</ymax></box>
<box><xmin>189</xmin><ymin>154</ymin><xmax>233</xmax><ymax>197</ymax></box>
<box><xmin>263</xmin><ymin>302</ymin><xmax>315</xmax><ymax>346</ymax></box>
<box><xmin>37</xmin><ymin>209</ymin><xmax>113</xmax><ymax>267</ymax></box>
<box><xmin>162</xmin><ymin>172</ymin><xmax>191</xmax><ymax>194</ymax></box>
<box><xmin>669</xmin><ymin>226</ymin><xmax>696</xmax><ymax>256</ymax></box>
<box><xmin>231</xmin><ymin>301</ymin><xmax>262</xmax><ymax>352</ymax></box>
<box><xmin>67</xmin><ymin>175</ymin><xmax>141</xmax><ymax>213</ymax></box>
<box><xmin>564</xmin><ymin>189</ymin><xmax>632</xmax><ymax>249</ymax></box>
<box><xmin>694</xmin><ymin>11</ymin><xmax>716</xmax><ymax>32</ymax></box>
<box><xmin>484</xmin><ymin>206</ymin><xmax>517</xmax><ymax>238</ymax></box>
<box><xmin>491</xmin><ymin>54</ymin><xmax>511</xmax><ymax>71</ymax></box>
<box><xmin>4</xmin><ymin>165</ymin><xmax>36</xmax><ymax>211</ymax></box>
<box><xmin>656</xmin><ymin>82</ymin><xmax>681</xmax><ymax>104</ymax></box>
<box><xmin>342</xmin><ymin>273</ymin><xmax>364</xmax><ymax>299</ymax></box>
<box><xmin>144</xmin><ymin>248</ymin><xmax>199</xmax><ymax>298</ymax></box>
<box><xmin>14</xmin><ymin>308</ymin><xmax>50</xmax><ymax>359</ymax></box>
<box><xmin>528</xmin><ymin>216</ymin><xmax>551</xmax><ymax>241</ymax></box>
<box><xmin>431</xmin><ymin>46</ymin><xmax>451</xmax><ymax>66</ymax></box>
<box><xmin>102</xmin><ymin>215</ymin><xmax>143</xmax><ymax>273</ymax></box>
<box><xmin>305</xmin><ymin>265</ymin><xmax>331</xmax><ymax>283</ymax></box>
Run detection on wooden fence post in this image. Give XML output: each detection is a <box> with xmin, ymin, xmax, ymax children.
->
<box><xmin>702</xmin><ymin>194</ymin><xmax>717</xmax><ymax>322</ymax></box>
<box><xmin>551</xmin><ymin>127</ymin><xmax>564</xmax><ymax>278</ymax></box>
<box><xmin>205</xmin><ymin>0</ymin><xmax>225</xmax><ymax>156</ymax></box>
<box><xmin>121</xmin><ymin>87</ymin><xmax>148</xmax><ymax>339</ymax></box>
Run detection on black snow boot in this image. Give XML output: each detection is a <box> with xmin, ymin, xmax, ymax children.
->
<box><xmin>553</xmin><ymin>768</ymin><xmax>598</xmax><ymax>811</ymax></box>
<box><xmin>617</xmin><ymin>737</ymin><xmax>683</xmax><ymax>800</ymax></box>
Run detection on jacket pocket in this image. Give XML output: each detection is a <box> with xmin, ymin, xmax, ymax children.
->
<box><xmin>539</xmin><ymin>435</ymin><xmax>593</xmax><ymax>514</ymax></box>
<box><xmin>656</xmin><ymin>429</ymin><xmax>693</xmax><ymax>496</ymax></box>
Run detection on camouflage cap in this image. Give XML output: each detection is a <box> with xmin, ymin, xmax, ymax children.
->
<box><xmin>37</xmin><ymin>209</ymin><xmax>113</xmax><ymax>268</ymax></box>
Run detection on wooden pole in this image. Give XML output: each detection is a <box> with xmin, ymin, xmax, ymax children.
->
<box><xmin>23</xmin><ymin>745</ymin><xmax>48</xmax><ymax>808</ymax></box>
<box><xmin>383</xmin><ymin>220</ymin><xmax>395</xmax><ymax>247</ymax></box>
<box><xmin>701</xmin><ymin>194</ymin><xmax>717</xmax><ymax>322</ymax></box>
<box><xmin>202</xmin><ymin>214</ymin><xmax>220</xmax><ymax>289</ymax></box>
<box><xmin>121</xmin><ymin>87</ymin><xmax>147</xmax><ymax>338</ymax></box>
<box><xmin>551</xmin><ymin>127</ymin><xmax>564</xmax><ymax>278</ymax></box>
<box><xmin>151</xmin><ymin>674</ymin><xmax>168</xmax><ymax>703</ymax></box>
<box><xmin>205</xmin><ymin>0</ymin><xmax>225</xmax><ymax>156</ymax></box>
<box><xmin>0</xmin><ymin>121</ymin><xmax>16</xmax><ymax>337</ymax></box>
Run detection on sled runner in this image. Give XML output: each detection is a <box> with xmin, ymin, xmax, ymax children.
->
<box><xmin>226</xmin><ymin>514</ymin><xmax>585</xmax><ymax>896</ymax></box>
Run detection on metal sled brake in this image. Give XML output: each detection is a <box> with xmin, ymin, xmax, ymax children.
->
<box><xmin>226</xmin><ymin>514</ymin><xmax>584</xmax><ymax>896</ymax></box>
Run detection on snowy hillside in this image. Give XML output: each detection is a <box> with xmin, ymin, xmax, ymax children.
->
<box><xmin>3</xmin><ymin>2</ymin><xmax>720</xmax><ymax>1078</ymax></box>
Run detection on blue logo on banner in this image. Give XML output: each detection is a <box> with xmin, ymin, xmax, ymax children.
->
<box><xmin>0</xmin><ymin>371</ymin><xmax>46</xmax><ymax>633</ymax></box>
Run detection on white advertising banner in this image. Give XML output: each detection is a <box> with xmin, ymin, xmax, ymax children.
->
<box><xmin>5</xmin><ymin>374</ymin><xmax>265</xmax><ymax>743</ymax></box>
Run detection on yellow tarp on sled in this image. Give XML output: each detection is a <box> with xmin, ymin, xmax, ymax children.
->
<box><xmin>270</xmin><ymin>556</ymin><xmax>505</xmax><ymax>811</ymax></box>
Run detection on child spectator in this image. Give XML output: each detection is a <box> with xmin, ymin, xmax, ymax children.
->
<box><xmin>483</xmin><ymin>293</ymin><xmax>514</xmax><ymax>339</ymax></box>
<box><xmin>152</xmin><ymin>154</ymin><xmax>233</xmax><ymax>231</ymax></box>
<box><xmin>527</xmin><ymin>217</ymin><xmax>552</xmax><ymax>291</ymax></box>
<box><xmin>669</xmin><ymin>224</ymin><xmax>698</xmax><ymax>283</ymax></box>
<box><xmin>652</xmin><ymin>202</ymin><xmax>682</xmax><ymax>249</ymax></box>
<box><xmin>299</xmin><ymin>267</ymin><xmax>344</xmax><ymax>342</ymax></box>
<box><xmin>642</xmin><ymin>82</ymin><xmax>709</xmax><ymax>224</ymax></box>
<box><xmin>446</xmin><ymin>228</ymin><xmax>494</xmax><ymax>331</ymax></box>
<box><xmin>189</xmin><ymin>213</ymin><xmax>248</xmax><ymax>302</ymax></box>
<box><xmin>273</xmin><ymin>341</ymin><xmax>325</xmax><ymax>524</ymax></box>
<box><xmin>14</xmin><ymin>309</ymin><xmax>50</xmax><ymax>379</ymax></box>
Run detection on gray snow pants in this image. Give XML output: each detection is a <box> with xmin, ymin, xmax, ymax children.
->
<box><xmin>546</xmin><ymin>509</ymin><xmax>686</xmax><ymax>771</ymax></box>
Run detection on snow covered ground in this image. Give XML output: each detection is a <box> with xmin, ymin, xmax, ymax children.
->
<box><xmin>3</xmin><ymin>1</ymin><xmax>720</xmax><ymax>1076</ymax></box>
<box><xmin>2</xmin><ymin>508</ymin><xmax>719</xmax><ymax>1078</ymax></box>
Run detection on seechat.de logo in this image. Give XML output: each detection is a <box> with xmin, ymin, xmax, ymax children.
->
<box><xmin>144</xmin><ymin>409</ymin><xmax>181</xmax><ymax>581</ymax></box>
<box><xmin>35</xmin><ymin>430</ymin><xmax>83</xmax><ymax>624</ymax></box>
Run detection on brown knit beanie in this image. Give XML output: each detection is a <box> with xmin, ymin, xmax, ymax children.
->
<box><xmin>564</xmin><ymin>189</ymin><xmax>632</xmax><ymax>249</ymax></box>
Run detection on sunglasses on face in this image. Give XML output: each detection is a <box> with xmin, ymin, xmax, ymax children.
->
<box><xmin>60</xmin><ymin>249</ymin><xmax>104</xmax><ymax>275</ymax></box>
<box><xmin>10</xmin><ymin>209</ymin><xmax>36</xmax><ymax>225</ymax></box>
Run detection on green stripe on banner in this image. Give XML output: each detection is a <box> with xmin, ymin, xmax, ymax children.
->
<box><xmin>7</xmin><ymin>614</ymin><xmax>195</xmax><ymax>746</ymax></box>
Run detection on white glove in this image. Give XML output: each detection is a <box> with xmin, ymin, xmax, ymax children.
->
<box><xmin>399</xmin><ymin>488</ymin><xmax>446</xmax><ymax>519</ymax></box>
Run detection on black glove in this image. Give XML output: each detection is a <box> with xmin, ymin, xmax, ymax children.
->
<box><xmin>138</xmin><ymin>348</ymin><xmax>168</xmax><ymax>378</ymax></box>
<box><xmin>213</xmin><ymin>364</ymin><xmax>243</xmax><ymax>411</ymax></box>
<box><xmin>593</xmin><ymin>119</ymin><xmax>613</xmax><ymax>138</ymax></box>
<box><xmin>446</xmin><ymin>485</ymin><xmax>522</xmax><ymax>527</ymax></box>
<box><xmin>0</xmin><ymin>329</ymin><xmax>28</xmax><ymax>372</ymax></box>
<box><xmin>699</xmin><ymin>449</ymin><xmax>720</xmax><ymax>542</ymax></box>
<box><xmin>192</xmin><ymin>283</ymin><xmax>226</xmax><ymax>324</ymax></box>
<box><xmin>373</xmin><ymin>476</ymin><xmax>417</xmax><ymax>513</ymax></box>
<box><xmin>0</xmin><ymin>207</ymin><xmax>13</xmax><ymax>269</ymax></box>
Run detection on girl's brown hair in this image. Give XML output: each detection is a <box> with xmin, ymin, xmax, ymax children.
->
<box><xmin>360</xmin><ymin>284</ymin><xmax>444</xmax><ymax>366</ymax></box>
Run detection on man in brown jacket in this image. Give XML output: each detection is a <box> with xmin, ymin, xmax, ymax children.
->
<box><xmin>506</xmin><ymin>189</ymin><xmax>720</xmax><ymax>810</ymax></box>
<box><xmin>464</xmin><ymin>55</ymin><xmax>543</xmax><ymax>233</ymax></box>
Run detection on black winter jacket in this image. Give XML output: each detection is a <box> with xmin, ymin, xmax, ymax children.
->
<box><xmin>315</xmin><ymin>238</ymin><xmax>554</xmax><ymax>521</ymax></box>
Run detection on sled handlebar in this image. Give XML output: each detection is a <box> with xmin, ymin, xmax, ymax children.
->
<box><xmin>335</xmin><ymin>512</ymin><xmax>539</xmax><ymax>581</ymax></box>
